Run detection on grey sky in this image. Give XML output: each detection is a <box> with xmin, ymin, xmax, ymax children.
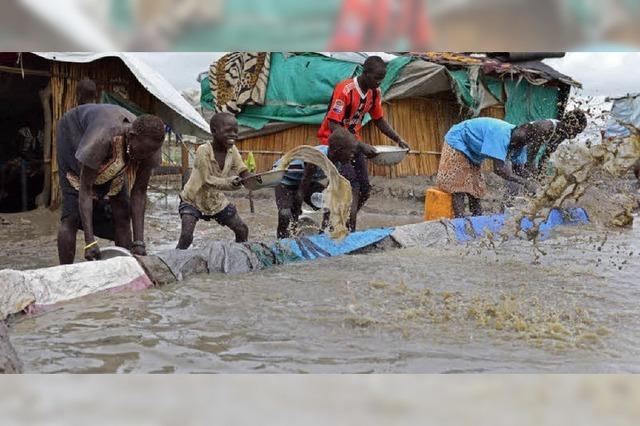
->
<box><xmin>544</xmin><ymin>52</ymin><xmax>640</xmax><ymax>97</ymax></box>
<box><xmin>133</xmin><ymin>52</ymin><xmax>640</xmax><ymax>97</ymax></box>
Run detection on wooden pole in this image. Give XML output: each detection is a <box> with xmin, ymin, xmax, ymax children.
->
<box><xmin>0</xmin><ymin>65</ymin><xmax>51</xmax><ymax>77</ymax></box>
<box><xmin>36</xmin><ymin>82</ymin><xmax>52</xmax><ymax>208</ymax></box>
<box><xmin>181</xmin><ymin>142</ymin><xmax>189</xmax><ymax>174</ymax></box>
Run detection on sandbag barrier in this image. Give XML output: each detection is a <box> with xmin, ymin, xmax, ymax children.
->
<box><xmin>391</xmin><ymin>207</ymin><xmax>590</xmax><ymax>248</ymax></box>
<box><xmin>0</xmin><ymin>208</ymin><xmax>589</xmax><ymax>322</ymax></box>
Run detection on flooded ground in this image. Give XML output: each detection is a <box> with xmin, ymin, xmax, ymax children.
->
<box><xmin>2</xmin><ymin>177</ymin><xmax>639</xmax><ymax>373</ymax></box>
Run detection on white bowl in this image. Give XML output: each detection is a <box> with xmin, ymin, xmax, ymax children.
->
<box><xmin>370</xmin><ymin>145</ymin><xmax>409</xmax><ymax>166</ymax></box>
<box><xmin>242</xmin><ymin>170</ymin><xmax>286</xmax><ymax>191</ymax></box>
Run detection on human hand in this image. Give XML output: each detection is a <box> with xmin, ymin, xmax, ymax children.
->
<box><xmin>230</xmin><ymin>176</ymin><xmax>242</xmax><ymax>187</ymax></box>
<box><xmin>84</xmin><ymin>241</ymin><xmax>101</xmax><ymax>261</ymax></box>
<box><xmin>131</xmin><ymin>244</ymin><xmax>147</xmax><ymax>256</ymax></box>
<box><xmin>524</xmin><ymin>180</ymin><xmax>538</xmax><ymax>194</ymax></box>
<box><xmin>397</xmin><ymin>139</ymin><xmax>410</xmax><ymax>150</ymax></box>
<box><xmin>361</xmin><ymin>143</ymin><xmax>378</xmax><ymax>159</ymax></box>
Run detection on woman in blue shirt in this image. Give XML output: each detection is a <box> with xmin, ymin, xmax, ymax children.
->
<box><xmin>436</xmin><ymin>117</ymin><xmax>536</xmax><ymax>217</ymax></box>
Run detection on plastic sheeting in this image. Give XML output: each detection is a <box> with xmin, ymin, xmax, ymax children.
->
<box><xmin>391</xmin><ymin>208</ymin><xmax>589</xmax><ymax>248</ymax></box>
<box><xmin>449</xmin><ymin>69</ymin><xmax>560</xmax><ymax>124</ymax></box>
<box><xmin>0</xmin><ymin>257</ymin><xmax>151</xmax><ymax>320</ymax></box>
<box><xmin>605</xmin><ymin>93</ymin><xmax>640</xmax><ymax>137</ymax></box>
<box><xmin>34</xmin><ymin>52</ymin><xmax>211</xmax><ymax>138</ymax></box>
<box><xmin>503</xmin><ymin>78</ymin><xmax>560</xmax><ymax>125</ymax></box>
<box><xmin>275</xmin><ymin>228</ymin><xmax>394</xmax><ymax>261</ymax></box>
<box><xmin>383</xmin><ymin>60</ymin><xmax>450</xmax><ymax>100</ymax></box>
<box><xmin>447</xmin><ymin>208</ymin><xmax>589</xmax><ymax>243</ymax></box>
<box><xmin>448</xmin><ymin>68</ymin><xmax>501</xmax><ymax>116</ymax></box>
<box><xmin>156</xmin><ymin>241</ymin><xmax>264</xmax><ymax>281</ymax></box>
<box><xmin>101</xmin><ymin>91</ymin><xmax>148</xmax><ymax>117</ymax></box>
<box><xmin>202</xmin><ymin>53</ymin><xmax>412</xmax><ymax>130</ymax></box>
<box><xmin>390</xmin><ymin>220</ymin><xmax>453</xmax><ymax>248</ymax></box>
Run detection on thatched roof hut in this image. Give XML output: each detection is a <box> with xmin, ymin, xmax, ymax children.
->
<box><xmin>0</xmin><ymin>52</ymin><xmax>208</xmax><ymax>212</ymax></box>
<box><xmin>200</xmin><ymin>52</ymin><xmax>580</xmax><ymax>178</ymax></box>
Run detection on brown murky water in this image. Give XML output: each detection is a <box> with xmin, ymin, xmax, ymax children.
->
<box><xmin>7</xmin><ymin>203</ymin><xmax>639</xmax><ymax>372</ymax></box>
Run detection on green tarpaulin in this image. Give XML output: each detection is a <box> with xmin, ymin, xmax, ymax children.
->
<box><xmin>448</xmin><ymin>69</ymin><xmax>559</xmax><ymax>125</ymax></box>
<box><xmin>202</xmin><ymin>54</ymin><xmax>561</xmax><ymax>130</ymax></box>
<box><xmin>101</xmin><ymin>91</ymin><xmax>147</xmax><ymax>117</ymax></box>
<box><xmin>201</xmin><ymin>53</ymin><xmax>412</xmax><ymax>130</ymax></box>
<box><xmin>503</xmin><ymin>78</ymin><xmax>559</xmax><ymax>125</ymax></box>
<box><xmin>448</xmin><ymin>69</ymin><xmax>476</xmax><ymax>108</ymax></box>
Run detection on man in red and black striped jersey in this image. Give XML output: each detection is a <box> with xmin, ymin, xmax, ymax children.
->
<box><xmin>318</xmin><ymin>55</ymin><xmax>409</xmax><ymax>231</ymax></box>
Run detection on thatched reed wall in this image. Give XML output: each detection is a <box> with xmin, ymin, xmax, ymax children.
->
<box><xmin>235</xmin><ymin>92</ymin><xmax>505</xmax><ymax>177</ymax></box>
<box><xmin>49</xmin><ymin>58</ymin><xmax>156</xmax><ymax>208</ymax></box>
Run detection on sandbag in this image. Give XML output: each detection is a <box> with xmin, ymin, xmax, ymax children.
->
<box><xmin>0</xmin><ymin>257</ymin><xmax>152</xmax><ymax>320</ymax></box>
<box><xmin>156</xmin><ymin>241</ymin><xmax>264</xmax><ymax>281</ymax></box>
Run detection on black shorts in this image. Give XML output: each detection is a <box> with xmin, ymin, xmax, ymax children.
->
<box><xmin>275</xmin><ymin>181</ymin><xmax>326</xmax><ymax>218</ymax></box>
<box><xmin>59</xmin><ymin>175</ymin><xmax>126</xmax><ymax>241</ymax></box>
<box><xmin>179</xmin><ymin>200</ymin><xmax>238</xmax><ymax>226</ymax></box>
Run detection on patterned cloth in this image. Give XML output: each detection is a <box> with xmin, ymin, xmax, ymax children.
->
<box><xmin>210</xmin><ymin>52</ymin><xmax>271</xmax><ymax>114</ymax></box>
<box><xmin>65</xmin><ymin>136</ymin><xmax>128</xmax><ymax>197</ymax></box>
<box><xmin>436</xmin><ymin>142</ymin><xmax>487</xmax><ymax>199</ymax></box>
<box><xmin>273</xmin><ymin>145</ymin><xmax>328</xmax><ymax>186</ymax></box>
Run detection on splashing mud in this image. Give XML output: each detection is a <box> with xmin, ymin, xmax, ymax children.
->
<box><xmin>505</xmin><ymin>109</ymin><xmax>639</xmax><ymax>245</ymax></box>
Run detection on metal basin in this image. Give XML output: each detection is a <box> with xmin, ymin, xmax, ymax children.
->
<box><xmin>370</xmin><ymin>146</ymin><xmax>409</xmax><ymax>166</ymax></box>
<box><xmin>241</xmin><ymin>170</ymin><xmax>286</xmax><ymax>191</ymax></box>
<box><xmin>100</xmin><ymin>246</ymin><xmax>133</xmax><ymax>260</ymax></box>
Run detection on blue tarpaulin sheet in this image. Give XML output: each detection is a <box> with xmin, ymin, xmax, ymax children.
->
<box><xmin>450</xmin><ymin>207</ymin><xmax>589</xmax><ymax>242</ymax></box>
<box><xmin>266</xmin><ymin>207</ymin><xmax>588</xmax><ymax>265</ymax></box>
<box><xmin>273</xmin><ymin>227</ymin><xmax>394</xmax><ymax>261</ymax></box>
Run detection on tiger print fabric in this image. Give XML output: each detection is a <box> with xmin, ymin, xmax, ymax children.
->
<box><xmin>210</xmin><ymin>52</ymin><xmax>271</xmax><ymax>114</ymax></box>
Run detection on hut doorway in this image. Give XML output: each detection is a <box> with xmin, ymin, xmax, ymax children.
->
<box><xmin>0</xmin><ymin>72</ymin><xmax>50</xmax><ymax>213</ymax></box>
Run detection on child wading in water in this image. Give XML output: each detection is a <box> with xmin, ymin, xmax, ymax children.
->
<box><xmin>176</xmin><ymin>113</ymin><xmax>253</xmax><ymax>248</ymax></box>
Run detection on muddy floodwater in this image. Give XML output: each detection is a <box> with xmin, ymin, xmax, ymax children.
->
<box><xmin>5</xmin><ymin>183</ymin><xmax>639</xmax><ymax>372</ymax></box>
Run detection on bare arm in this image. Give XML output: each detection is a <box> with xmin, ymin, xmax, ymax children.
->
<box><xmin>536</xmin><ymin>133</ymin><xmax>564</xmax><ymax>173</ymax></box>
<box><xmin>328</xmin><ymin>120</ymin><xmax>377</xmax><ymax>157</ymax></box>
<box><xmin>521</xmin><ymin>122</ymin><xmax>553</xmax><ymax>174</ymax></box>
<box><xmin>78</xmin><ymin>165</ymin><xmax>99</xmax><ymax>245</ymax></box>
<box><xmin>328</xmin><ymin>120</ymin><xmax>341</xmax><ymax>133</ymax></box>
<box><xmin>130</xmin><ymin>154</ymin><xmax>159</xmax><ymax>247</ymax></box>
<box><xmin>373</xmin><ymin>118</ymin><xmax>409</xmax><ymax>149</ymax></box>
<box><xmin>297</xmin><ymin>164</ymin><xmax>318</xmax><ymax>208</ymax></box>
<box><xmin>494</xmin><ymin>159</ymin><xmax>534</xmax><ymax>189</ymax></box>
